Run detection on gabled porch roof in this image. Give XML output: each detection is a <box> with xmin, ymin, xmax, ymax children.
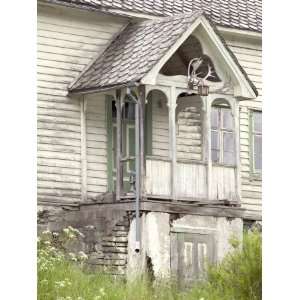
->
<box><xmin>68</xmin><ymin>11</ymin><xmax>258</xmax><ymax>98</ymax></box>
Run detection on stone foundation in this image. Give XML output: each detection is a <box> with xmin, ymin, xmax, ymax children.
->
<box><xmin>127</xmin><ymin>212</ymin><xmax>243</xmax><ymax>279</ymax></box>
<box><xmin>38</xmin><ymin>201</ymin><xmax>243</xmax><ymax>280</ymax></box>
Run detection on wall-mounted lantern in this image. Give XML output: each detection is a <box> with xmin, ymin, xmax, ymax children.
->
<box><xmin>197</xmin><ymin>84</ymin><xmax>209</xmax><ymax>96</ymax></box>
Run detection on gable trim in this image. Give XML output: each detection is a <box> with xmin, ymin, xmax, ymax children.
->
<box><xmin>141</xmin><ymin>15</ymin><xmax>257</xmax><ymax>99</ymax></box>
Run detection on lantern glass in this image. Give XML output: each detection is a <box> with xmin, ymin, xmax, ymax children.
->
<box><xmin>198</xmin><ymin>85</ymin><xmax>209</xmax><ymax>96</ymax></box>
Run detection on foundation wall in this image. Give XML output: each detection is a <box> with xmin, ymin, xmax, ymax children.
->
<box><xmin>127</xmin><ymin>212</ymin><xmax>243</xmax><ymax>279</ymax></box>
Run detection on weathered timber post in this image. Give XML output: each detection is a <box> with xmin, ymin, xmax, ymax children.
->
<box><xmin>80</xmin><ymin>95</ymin><xmax>87</xmax><ymax>201</ymax></box>
<box><xmin>115</xmin><ymin>89</ymin><xmax>122</xmax><ymax>201</ymax></box>
<box><xmin>234</xmin><ymin>99</ymin><xmax>241</xmax><ymax>202</ymax></box>
<box><xmin>168</xmin><ymin>86</ymin><xmax>177</xmax><ymax>200</ymax></box>
<box><xmin>138</xmin><ymin>86</ymin><xmax>146</xmax><ymax>198</ymax></box>
<box><xmin>204</xmin><ymin>94</ymin><xmax>212</xmax><ymax>200</ymax></box>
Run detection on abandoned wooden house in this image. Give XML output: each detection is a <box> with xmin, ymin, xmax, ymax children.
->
<box><xmin>37</xmin><ymin>0</ymin><xmax>262</xmax><ymax>283</ymax></box>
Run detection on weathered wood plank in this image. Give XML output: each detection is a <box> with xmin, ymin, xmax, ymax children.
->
<box><xmin>145</xmin><ymin>159</ymin><xmax>171</xmax><ymax>196</ymax></box>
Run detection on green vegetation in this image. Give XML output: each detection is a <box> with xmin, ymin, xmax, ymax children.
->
<box><xmin>38</xmin><ymin>227</ymin><xmax>261</xmax><ymax>300</ymax></box>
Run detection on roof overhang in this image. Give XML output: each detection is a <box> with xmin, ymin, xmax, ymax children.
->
<box><xmin>141</xmin><ymin>15</ymin><xmax>257</xmax><ymax>99</ymax></box>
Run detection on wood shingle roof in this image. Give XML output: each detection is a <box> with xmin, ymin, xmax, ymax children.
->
<box><xmin>68</xmin><ymin>11</ymin><xmax>258</xmax><ymax>96</ymax></box>
<box><xmin>47</xmin><ymin>0</ymin><xmax>262</xmax><ymax>32</ymax></box>
<box><xmin>69</xmin><ymin>11</ymin><xmax>203</xmax><ymax>92</ymax></box>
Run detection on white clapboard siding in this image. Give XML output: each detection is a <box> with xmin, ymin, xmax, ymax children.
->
<box><xmin>146</xmin><ymin>159</ymin><xmax>171</xmax><ymax>196</ymax></box>
<box><xmin>223</xmin><ymin>35</ymin><xmax>262</xmax><ymax>216</ymax></box>
<box><xmin>152</xmin><ymin>96</ymin><xmax>170</xmax><ymax>158</ymax></box>
<box><xmin>37</xmin><ymin>3</ymin><xmax>126</xmax><ymax>203</ymax></box>
<box><xmin>175</xmin><ymin>163</ymin><xmax>207</xmax><ymax>199</ymax></box>
<box><xmin>85</xmin><ymin>94</ymin><xmax>108</xmax><ymax>198</ymax></box>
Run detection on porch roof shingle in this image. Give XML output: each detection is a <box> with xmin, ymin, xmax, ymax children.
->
<box><xmin>47</xmin><ymin>0</ymin><xmax>262</xmax><ymax>32</ymax></box>
<box><xmin>69</xmin><ymin>11</ymin><xmax>204</xmax><ymax>93</ymax></box>
<box><xmin>69</xmin><ymin>11</ymin><xmax>258</xmax><ymax>96</ymax></box>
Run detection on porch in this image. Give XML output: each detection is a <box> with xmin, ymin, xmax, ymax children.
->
<box><xmin>105</xmin><ymin>77</ymin><xmax>240</xmax><ymax>204</ymax></box>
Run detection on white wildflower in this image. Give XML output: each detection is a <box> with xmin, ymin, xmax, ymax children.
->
<box><xmin>63</xmin><ymin>228</ymin><xmax>70</xmax><ymax>235</ymax></box>
<box><xmin>78</xmin><ymin>251</ymin><xmax>88</xmax><ymax>261</ymax></box>
<box><xmin>53</xmin><ymin>232</ymin><xmax>59</xmax><ymax>237</ymax></box>
<box><xmin>99</xmin><ymin>287</ymin><xmax>106</xmax><ymax>296</ymax></box>
<box><xmin>85</xmin><ymin>225</ymin><xmax>95</xmax><ymax>230</ymax></box>
<box><xmin>42</xmin><ymin>230</ymin><xmax>51</xmax><ymax>235</ymax></box>
<box><xmin>55</xmin><ymin>281</ymin><xmax>66</xmax><ymax>288</ymax></box>
<box><xmin>69</xmin><ymin>233</ymin><xmax>75</xmax><ymax>239</ymax></box>
<box><xmin>68</xmin><ymin>252</ymin><xmax>77</xmax><ymax>262</ymax></box>
<box><xmin>40</xmin><ymin>279</ymin><xmax>48</xmax><ymax>285</ymax></box>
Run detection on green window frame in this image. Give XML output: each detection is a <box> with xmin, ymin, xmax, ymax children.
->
<box><xmin>106</xmin><ymin>95</ymin><xmax>152</xmax><ymax>192</ymax></box>
<box><xmin>211</xmin><ymin>106</ymin><xmax>235</xmax><ymax>166</ymax></box>
<box><xmin>250</xmin><ymin>110</ymin><xmax>262</xmax><ymax>175</ymax></box>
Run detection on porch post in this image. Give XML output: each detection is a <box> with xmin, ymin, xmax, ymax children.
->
<box><xmin>80</xmin><ymin>95</ymin><xmax>87</xmax><ymax>201</ymax></box>
<box><xmin>115</xmin><ymin>89</ymin><xmax>122</xmax><ymax>201</ymax></box>
<box><xmin>203</xmin><ymin>95</ymin><xmax>212</xmax><ymax>200</ymax></box>
<box><xmin>168</xmin><ymin>86</ymin><xmax>177</xmax><ymax>200</ymax></box>
<box><xmin>234</xmin><ymin>100</ymin><xmax>241</xmax><ymax>202</ymax></box>
<box><xmin>138</xmin><ymin>86</ymin><xmax>146</xmax><ymax>197</ymax></box>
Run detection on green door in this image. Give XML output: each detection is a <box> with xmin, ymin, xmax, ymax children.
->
<box><xmin>171</xmin><ymin>232</ymin><xmax>215</xmax><ymax>287</ymax></box>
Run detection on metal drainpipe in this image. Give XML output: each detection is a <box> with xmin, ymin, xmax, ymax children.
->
<box><xmin>126</xmin><ymin>88</ymin><xmax>141</xmax><ymax>253</ymax></box>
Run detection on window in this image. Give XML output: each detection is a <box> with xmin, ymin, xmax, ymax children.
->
<box><xmin>211</xmin><ymin>106</ymin><xmax>235</xmax><ymax>165</ymax></box>
<box><xmin>251</xmin><ymin>111</ymin><xmax>262</xmax><ymax>173</ymax></box>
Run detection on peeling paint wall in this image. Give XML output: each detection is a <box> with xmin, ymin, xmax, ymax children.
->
<box><xmin>127</xmin><ymin>212</ymin><xmax>171</xmax><ymax>279</ymax></box>
<box><xmin>176</xmin><ymin>96</ymin><xmax>203</xmax><ymax>161</ymax></box>
<box><xmin>127</xmin><ymin>212</ymin><xmax>243</xmax><ymax>279</ymax></box>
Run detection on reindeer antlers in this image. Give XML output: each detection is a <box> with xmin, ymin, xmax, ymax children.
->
<box><xmin>196</xmin><ymin>64</ymin><xmax>215</xmax><ymax>81</ymax></box>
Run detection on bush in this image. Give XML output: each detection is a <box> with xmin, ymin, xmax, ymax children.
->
<box><xmin>37</xmin><ymin>228</ymin><xmax>261</xmax><ymax>300</ymax></box>
<box><xmin>186</xmin><ymin>229</ymin><xmax>262</xmax><ymax>300</ymax></box>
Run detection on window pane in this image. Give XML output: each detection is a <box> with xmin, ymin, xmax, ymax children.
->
<box><xmin>211</xmin><ymin>130</ymin><xmax>219</xmax><ymax>163</ymax></box>
<box><xmin>112</xmin><ymin>101</ymin><xmax>117</xmax><ymax>119</ymax></box>
<box><xmin>223</xmin><ymin>132</ymin><xmax>235</xmax><ymax>165</ymax></box>
<box><xmin>254</xmin><ymin>135</ymin><xmax>262</xmax><ymax>171</ymax></box>
<box><xmin>253</xmin><ymin>112</ymin><xmax>262</xmax><ymax>133</ymax></box>
<box><xmin>112</xmin><ymin>126</ymin><xmax>117</xmax><ymax>169</ymax></box>
<box><xmin>123</xmin><ymin>102</ymin><xmax>135</xmax><ymax>120</ymax></box>
<box><xmin>222</xmin><ymin>108</ymin><xmax>233</xmax><ymax>130</ymax></box>
<box><xmin>127</xmin><ymin>102</ymin><xmax>135</xmax><ymax>120</ymax></box>
<box><xmin>212</xmin><ymin>149</ymin><xmax>220</xmax><ymax>163</ymax></box>
<box><xmin>223</xmin><ymin>132</ymin><xmax>234</xmax><ymax>152</ymax></box>
<box><xmin>211</xmin><ymin>131</ymin><xmax>220</xmax><ymax>150</ymax></box>
<box><xmin>211</xmin><ymin>107</ymin><xmax>219</xmax><ymax>129</ymax></box>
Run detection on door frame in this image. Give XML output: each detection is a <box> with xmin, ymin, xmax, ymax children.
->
<box><xmin>106</xmin><ymin>96</ymin><xmax>153</xmax><ymax>192</ymax></box>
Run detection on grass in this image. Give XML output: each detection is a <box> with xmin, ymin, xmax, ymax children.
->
<box><xmin>38</xmin><ymin>227</ymin><xmax>261</xmax><ymax>300</ymax></box>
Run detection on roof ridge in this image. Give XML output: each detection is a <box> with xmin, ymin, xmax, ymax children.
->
<box><xmin>43</xmin><ymin>0</ymin><xmax>261</xmax><ymax>33</ymax></box>
<box><xmin>133</xmin><ymin>10</ymin><xmax>204</xmax><ymax>27</ymax></box>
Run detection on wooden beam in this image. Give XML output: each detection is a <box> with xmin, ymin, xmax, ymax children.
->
<box><xmin>80</xmin><ymin>95</ymin><xmax>87</xmax><ymax>201</ymax></box>
<box><xmin>140</xmin><ymin>201</ymin><xmax>245</xmax><ymax>218</ymax></box>
<box><xmin>169</xmin><ymin>86</ymin><xmax>177</xmax><ymax>200</ymax></box>
<box><xmin>139</xmin><ymin>86</ymin><xmax>146</xmax><ymax>196</ymax></box>
<box><xmin>234</xmin><ymin>100</ymin><xmax>242</xmax><ymax>201</ymax></box>
<box><xmin>203</xmin><ymin>95</ymin><xmax>212</xmax><ymax>200</ymax></box>
<box><xmin>115</xmin><ymin>89</ymin><xmax>122</xmax><ymax>201</ymax></box>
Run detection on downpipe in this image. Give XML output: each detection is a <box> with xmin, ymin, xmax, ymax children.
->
<box><xmin>126</xmin><ymin>88</ymin><xmax>141</xmax><ymax>253</ymax></box>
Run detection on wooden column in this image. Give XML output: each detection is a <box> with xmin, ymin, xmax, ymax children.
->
<box><xmin>168</xmin><ymin>86</ymin><xmax>177</xmax><ymax>200</ymax></box>
<box><xmin>80</xmin><ymin>95</ymin><xmax>87</xmax><ymax>201</ymax></box>
<box><xmin>234</xmin><ymin>100</ymin><xmax>241</xmax><ymax>202</ymax></box>
<box><xmin>115</xmin><ymin>89</ymin><xmax>122</xmax><ymax>201</ymax></box>
<box><xmin>138</xmin><ymin>86</ymin><xmax>146</xmax><ymax>197</ymax></box>
<box><xmin>204</xmin><ymin>95</ymin><xmax>212</xmax><ymax>200</ymax></box>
